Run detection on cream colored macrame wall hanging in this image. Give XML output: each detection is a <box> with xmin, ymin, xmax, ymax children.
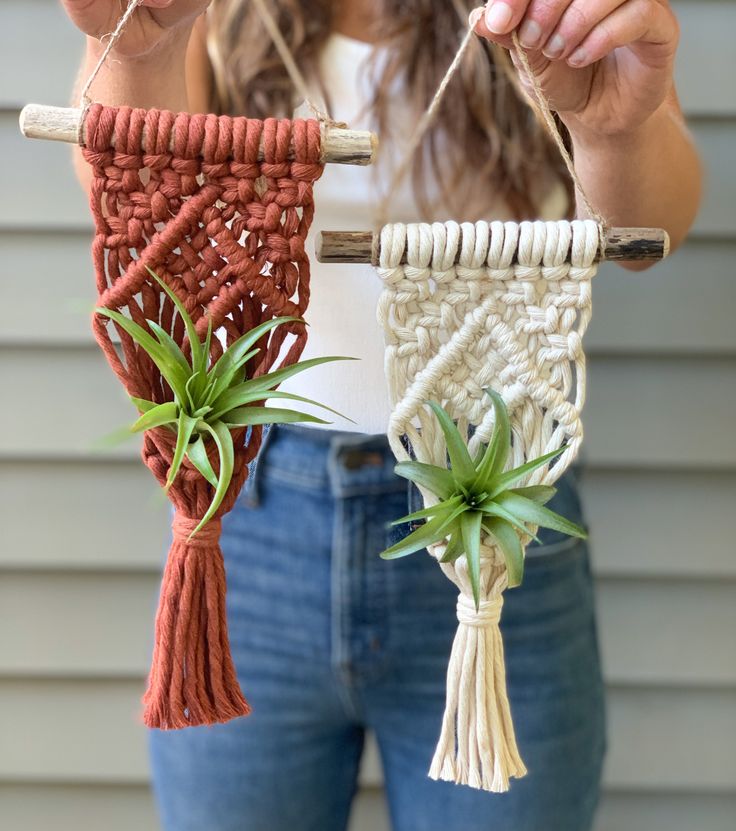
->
<box><xmin>379</xmin><ymin>217</ymin><xmax>597</xmax><ymax>791</ymax></box>
<box><xmin>317</xmin><ymin>25</ymin><xmax>670</xmax><ymax>791</ymax></box>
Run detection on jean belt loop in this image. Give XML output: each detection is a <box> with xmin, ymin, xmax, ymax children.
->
<box><xmin>242</xmin><ymin>423</ymin><xmax>278</xmax><ymax>507</ymax></box>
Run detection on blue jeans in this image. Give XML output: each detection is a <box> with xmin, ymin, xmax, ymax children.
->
<box><xmin>149</xmin><ymin>424</ymin><xmax>606</xmax><ymax>831</ymax></box>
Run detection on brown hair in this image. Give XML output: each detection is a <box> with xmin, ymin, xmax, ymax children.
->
<box><xmin>206</xmin><ymin>0</ymin><xmax>574</xmax><ymax>221</ymax></box>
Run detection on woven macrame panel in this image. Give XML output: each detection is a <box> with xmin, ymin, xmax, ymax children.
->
<box><xmin>83</xmin><ymin>104</ymin><xmax>323</xmax><ymax>518</ymax></box>
<box><xmin>376</xmin><ymin>219</ymin><xmax>599</xmax><ymax>790</ymax></box>
<box><xmin>377</xmin><ymin>219</ymin><xmax>599</xmax><ymax>487</ymax></box>
<box><xmin>80</xmin><ymin>104</ymin><xmax>323</xmax><ymax>728</ymax></box>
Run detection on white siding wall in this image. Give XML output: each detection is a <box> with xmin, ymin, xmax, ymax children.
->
<box><xmin>1</xmin><ymin>2</ymin><xmax>735</xmax><ymax>829</ymax></box>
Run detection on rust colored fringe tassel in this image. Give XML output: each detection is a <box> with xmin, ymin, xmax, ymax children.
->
<box><xmin>81</xmin><ymin>104</ymin><xmax>323</xmax><ymax>728</ymax></box>
<box><xmin>143</xmin><ymin>514</ymin><xmax>250</xmax><ymax>728</ymax></box>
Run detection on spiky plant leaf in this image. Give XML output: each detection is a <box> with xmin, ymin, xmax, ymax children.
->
<box><xmin>223</xmin><ymin>406</ymin><xmax>329</xmax><ymax>428</ymax></box>
<box><xmin>460</xmin><ymin>510</ymin><xmax>483</xmax><ymax>609</ymax></box>
<box><xmin>378</xmin><ymin>388</ymin><xmax>587</xmax><ymax>605</ymax></box>
<box><xmin>495</xmin><ymin>492</ymin><xmax>587</xmax><ymax>539</ymax></box>
<box><xmin>146</xmin><ymin>267</ymin><xmax>205</xmax><ymax>374</ymax></box>
<box><xmin>427</xmin><ymin>401</ymin><xmax>476</xmax><ymax>486</ymax></box>
<box><xmin>507</xmin><ymin>485</ymin><xmax>557</xmax><ymax>504</ymax></box>
<box><xmin>210</xmin><ymin>317</ymin><xmax>297</xmax><ymax>380</ymax></box>
<box><xmin>483</xmin><ymin>517</ymin><xmax>525</xmax><ymax>588</ymax></box>
<box><xmin>393</xmin><ymin>461</ymin><xmax>455</xmax><ymax>501</ymax></box>
<box><xmin>390</xmin><ymin>494</ymin><xmax>464</xmax><ymax>526</ymax></box>
<box><xmin>472</xmin><ymin>388</ymin><xmax>510</xmax><ymax>490</ymax></box>
<box><xmin>129</xmin><ymin>401</ymin><xmax>178</xmax><ymax>434</ymax></box>
<box><xmin>190</xmin><ymin>420</ymin><xmax>234</xmax><ymax>537</ymax></box>
<box><xmin>100</xmin><ymin>270</ymin><xmax>352</xmax><ymax>537</ymax></box>
<box><xmin>166</xmin><ymin>413</ymin><xmax>199</xmax><ymax>491</ymax></box>
<box><xmin>186</xmin><ymin>435</ymin><xmax>218</xmax><ymax>488</ymax></box>
<box><xmin>95</xmin><ymin>307</ymin><xmax>189</xmax><ymax>401</ymax></box>
<box><xmin>380</xmin><ymin>506</ymin><xmax>466</xmax><ymax>560</ymax></box>
<box><xmin>210</xmin><ymin>356</ymin><xmax>355</xmax><ymax>419</ymax></box>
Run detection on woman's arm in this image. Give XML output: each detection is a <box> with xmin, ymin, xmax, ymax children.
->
<box><xmin>473</xmin><ymin>0</ymin><xmax>703</xmax><ymax>270</ymax></box>
<box><xmin>62</xmin><ymin>0</ymin><xmax>212</xmax><ymax>190</ymax></box>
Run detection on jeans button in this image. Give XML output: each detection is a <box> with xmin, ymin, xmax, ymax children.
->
<box><xmin>341</xmin><ymin>449</ymin><xmax>384</xmax><ymax>469</ymax></box>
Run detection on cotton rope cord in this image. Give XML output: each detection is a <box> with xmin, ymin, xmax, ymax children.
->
<box><xmin>83</xmin><ymin>104</ymin><xmax>324</xmax><ymax>730</ymax></box>
<box><xmin>376</xmin><ymin>218</ymin><xmax>599</xmax><ymax>791</ymax></box>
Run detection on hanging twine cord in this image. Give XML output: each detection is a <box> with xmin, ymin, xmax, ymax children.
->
<box><xmin>79</xmin><ymin>0</ymin><xmax>342</xmax><ymax>128</ymax></box>
<box><xmin>79</xmin><ymin>0</ymin><xmax>143</xmax><ymax>107</ymax></box>
<box><xmin>250</xmin><ymin>0</ymin><xmax>344</xmax><ymax>126</ymax></box>
<box><xmin>509</xmin><ymin>31</ymin><xmax>609</xmax><ymax>242</ymax></box>
<box><xmin>375</xmin><ymin>24</ymin><xmax>477</xmax><ymax>227</ymax></box>
<box><xmin>377</xmin><ymin>18</ymin><xmax>609</xmax><ymax>251</ymax></box>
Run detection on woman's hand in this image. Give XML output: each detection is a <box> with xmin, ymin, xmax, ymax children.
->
<box><xmin>471</xmin><ymin>0</ymin><xmax>680</xmax><ymax>138</ymax></box>
<box><xmin>61</xmin><ymin>0</ymin><xmax>210</xmax><ymax>60</ymax></box>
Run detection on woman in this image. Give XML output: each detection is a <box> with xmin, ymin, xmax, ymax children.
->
<box><xmin>63</xmin><ymin>2</ymin><xmax>701</xmax><ymax>829</ymax></box>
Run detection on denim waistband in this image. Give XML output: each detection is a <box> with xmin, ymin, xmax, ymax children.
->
<box><xmin>243</xmin><ymin>424</ymin><xmax>407</xmax><ymax>504</ymax></box>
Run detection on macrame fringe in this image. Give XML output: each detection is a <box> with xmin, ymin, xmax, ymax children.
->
<box><xmin>143</xmin><ymin>513</ymin><xmax>250</xmax><ymax>729</ymax></box>
<box><xmin>427</xmin><ymin>548</ymin><xmax>526</xmax><ymax>792</ymax></box>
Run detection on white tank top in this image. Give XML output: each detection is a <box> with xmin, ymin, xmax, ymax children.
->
<box><xmin>280</xmin><ymin>32</ymin><xmax>568</xmax><ymax>435</ymax></box>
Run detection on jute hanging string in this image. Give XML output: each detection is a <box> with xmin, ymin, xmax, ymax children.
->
<box><xmin>318</xmin><ymin>19</ymin><xmax>666</xmax><ymax>793</ymax></box>
<box><xmin>17</xmin><ymin>0</ymin><xmax>375</xmax><ymax>730</ymax></box>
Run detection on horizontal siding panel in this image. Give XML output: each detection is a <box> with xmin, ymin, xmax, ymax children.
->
<box><xmin>596</xmin><ymin>579</ymin><xmax>736</xmax><ymax>686</ymax></box>
<box><xmin>0</xmin><ymin>231</ymin><xmax>94</xmax><ymax>345</ymax></box>
<box><xmin>5</xmin><ymin>233</ymin><xmax>736</xmax><ymax>356</ymax></box>
<box><xmin>0</xmin><ymin>784</ymin><xmax>159</xmax><ymax>831</ymax></box>
<box><xmin>584</xmin><ymin>356</ymin><xmax>736</xmax><ymax>470</ymax></box>
<box><xmin>1</xmin><ymin>680</ymin><xmax>734</xmax><ymax>790</ymax></box>
<box><xmin>1</xmin><ymin>785</ymin><xmax>735</xmax><ymax>831</ymax></box>
<box><xmin>2</xmin><ymin>1</ymin><xmax>734</xmax><ymax>115</ymax></box>
<box><xmin>583</xmin><ymin>470</ymin><xmax>736</xmax><ymax>579</ymax></box>
<box><xmin>596</xmin><ymin>791</ymin><xmax>736</xmax><ymax>831</ymax></box>
<box><xmin>2</xmin><ymin>573</ymin><xmax>735</xmax><ymax>687</ymax></box>
<box><xmin>0</xmin><ymin>461</ymin><xmax>167</xmax><ymax>571</ymax></box>
<box><xmin>3</xmin><ymin>464</ymin><xmax>734</xmax><ymax>579</ymax></box>
<box><xmin>0</xmin><ymin>2</ymin><xmax>79</xmax><ymax>108</ymax></box>
<box><xmin>672</xmin><ymin>1</ymin><xmax>736</xmax><ymax>116</ymax></box>
<box><xmin>1</xmin><ymin>114</ymin><xmax>733</xmax><ymax>236</ymax></box>
<box><xmin>605</xmin><ymin>687</ymin><xmax>736</xmax><ymax>791</ymax></box>
<box><xmin>3</xmin><ymin>348</ymin><xmax>735</xmax><ymax>469</ymax></box>
<box><xmin>589</xmin><ymin>241</ymin><xmax>736</xmax><ymax>355</ymax></box>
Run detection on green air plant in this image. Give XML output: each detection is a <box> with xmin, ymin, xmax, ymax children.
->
<box><xmin>96</xmin><ymin>267</ymin><xmax>352</xmax><ymax>536</ymax></box>
<box><xmin>379</xmin><ymin>389</ymin><xmax>587</xmax><ymax>609</ymax></box>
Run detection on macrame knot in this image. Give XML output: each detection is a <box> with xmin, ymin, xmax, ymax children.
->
<box><xmin>172</xmin><ymin>514</ymin><xmax>222</xmax><ymax>546</ymax></box>
<box><xmin>456</xmin><ymin>593</ymin><xmax>503</xmax><ymax>628</ymax></box>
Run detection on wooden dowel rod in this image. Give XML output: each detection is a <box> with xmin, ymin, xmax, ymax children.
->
<box><xmin>316</xmin><ymin>226</ymin><xmax>670</xmax><ymax>264</ymax></box>
<box><xmin>19</xmin><ymin>104</ymin><xmax>378</xmax><ymax>166</ymax></box>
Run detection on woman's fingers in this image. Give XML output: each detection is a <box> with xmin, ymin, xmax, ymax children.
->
<box><xmin>562</xmin><ymin>0</ymin><xmax>678</xmax><ymax>68</ymax></box>
<box><xmin>483</xmin><ymin>1</ymin><xmax>527</xmax><ymax>34</ymax></box>
<box><xmin>518</xmin><ymin>1</ymin><xmax>576</xmax><ymax>50</ymax></box>
<box><xmin>475</xmin><ymin>1</ymin><xmax>676</xmax><ymax>67</ymax></box>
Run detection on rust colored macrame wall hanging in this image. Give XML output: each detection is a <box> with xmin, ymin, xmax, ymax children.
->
<box><xmin>83</xmin><ymin>103</ymin><xmax>323</xmax><ymax>728</ymax></box>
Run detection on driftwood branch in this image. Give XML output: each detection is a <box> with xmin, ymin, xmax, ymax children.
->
<box><xmin>316</xmin><ymin>227</ymin><xmax>670</xmax><ymax>264</ymax></box>
<box><xmin>19</xmin><ymin>104</ymin><xmax>377</xmax><ymax>166</ymax></box>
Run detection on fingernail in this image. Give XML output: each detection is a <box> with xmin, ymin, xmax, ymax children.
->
<box><xmin>568</xmin><ymin>47</ymin><xmax>588</xmax><ymax>66</ymax></box>
<box><xmin>543</xmin><ymin>33</ymin><xmax>565</xmax><ymax>59</ymax></box>
<box><xmin>519</xmin><ymin>19</ymin><xmax>542</xmax><ymax>48</ymax></box>
<box><xmin>485</xmin><ymin>2</ymin><xmax>514</xmax><ymax>34</ymax></box>
<box><xmin>469</xmin><ymin>7</ymin><xmax>484</xmax><ymax>28</ymax></box>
